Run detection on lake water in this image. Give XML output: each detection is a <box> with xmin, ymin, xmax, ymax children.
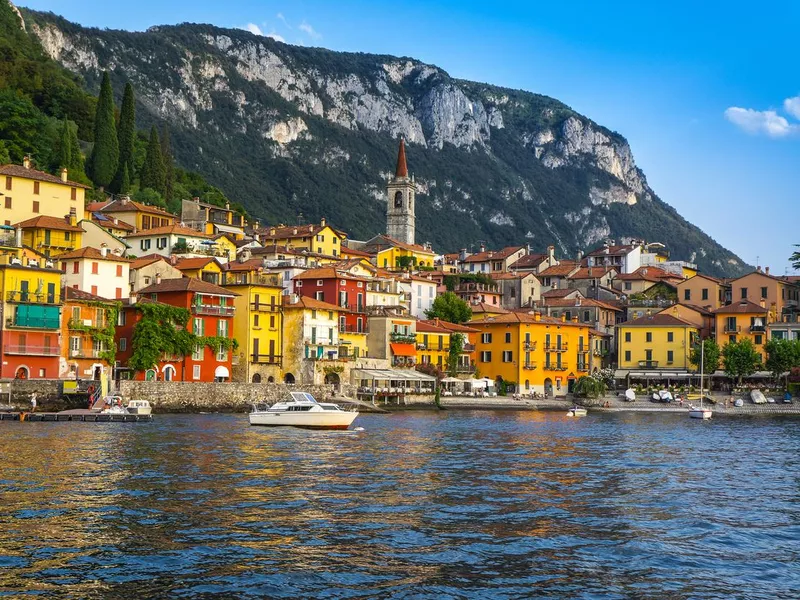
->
<box><xmin>1</xmin><ymin>410</ymin><xmax>799</xmax><ymax>599</ymax></box>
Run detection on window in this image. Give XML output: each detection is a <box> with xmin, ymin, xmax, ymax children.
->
<box><xmin>217</xmin><ymin>347</ymin><xmax>228</xmax><ymax>361</ymax></box>
<box><xmin>754</xmin><ymin>334</ymin><xmax>763</xmax><ymax>345</ymax></box>
<box><xmin>32</xmin><ymin>200</ymin><xmax>39</xmax><ymax>213</ymax></box>
<box><xmin>624</xmin><ymin>282</ymin><xmax>632</xmax><ymax>291</ymax></box>
<box><xmin>118</xmin><ymin>311</ymin><xmax>126</xmax><ymax>326</ymax></box>
<box><xmin>4</xmin><ymin>176</ymin><xmax>10</xmax><ymax>190</ymax></box>
<box><xmin>116</xmin><ymin>265</ymin><xmax>123</xmax><ymax>277</ymax></box>
<box><xmin>584</xmin><ymin>310</ymin><xmax>591</xmax><ymax>322</ymax></box>
<box><xmin>296</xmin><ymin>281</ymin><xmax>303</xmax><ymax>288</ymax></box>
<box><xmin>667</xmin><ymin>350</ymin><xmax>674</xmax><ymax>363</ymax></box>
<box><xmin>72</xmin><ymin>261</ymin><xmax>79</xmax><ymax>274</ymax></box>
<box><xmin>119</xmin><ymin>338</ymin><xmax>127</xmax><ymax>351</ymax></box>
<box><xmin>741</xmin><ymin>287</ymin><xmax>747</xmax><ymax>299</ymax></box>
<box><xmin>91</xmin><ymin>285</ymin><xmax>98</xmax><ymax>296</ymax></box>
<box><xmin>667</xmin><ymin>332</ymin><xmax>674</xmax><ymax>342</ymax></box>
<box><xmin>194</xmin><ymin>317</ymin><xmax>204</xmax><ymax>336</ymax></box>
<box><xmin>565</xmin><ymin>311</ymin><xmax>571</xmax><ymax>321</ymax></box>
<box><xmin>480</xmin><ymin>351</ymin><xmax>492</xmax><ymax>362</ymax></box>
<box><xmin>502</xmin><ymin>351</ymin><xmax>513</xmax><ymax>362</ymax></box>
<box><xmin>193</xmin><ymin>365</ymin><xmax>201</xmax><ymax>380</ymax></box>
<box><xmin>729</xmin><ymin>335</ymin><xmax>736</xmax><ymax>343</ymax></box>
<box><xmin>481</xmin><ymin>333</ymin><xmax>492</xmax><ymax>344</ymax></box>
<box><xmin>702</xmin><ymin>288</ymin><xmax>709</xmax><ymax>301</ymax></box>
<box><xmin>115</xmin><ymin>288</ymin><xmax>122</xmax><ymax>299</ymax></box>
<box><xmin>761</xmin><ymin>287</ymin><xmax>768</xmax><ymax>299</ymax></box>
<box><xmin>270</xmin><ymin>315</ymin><xmax>276</xmax><ymax>329</ymax></box>
<box><xmin>645</xmin><ymin>332</ymin><xmax>652</xmax><ymax>342</ymax></box>
<box><xmin>71</xmin><ymin>306</ymin><xmax>80</xmax><ymax>322</ymax></box>
<box><xmin>192</xmin><ymin>344</ymin><xmax>204</xmax><ymax>361</ymax></box>
<box><xmin>684</xmin><ymin>289</ymin><xmax>691</xmax><ymax>300</ymax></box>
<box><xmin>65</xmin><ymin>232</ymin><xmax>71</xmax><ymax>241</ymax></box>
<box><xmin>505</xmin><ymin>332</ymin><xmax>511</xmax><ymax>343</ymax></box>
<box><xmin>218</xmin><ymin>320</ymin><xmax>228</xmax><ymax>338</ymax></box>
<box><xmin>71</xmin><ymin>187</ymin><xmax>77</xmax><ymax>200</ymax></box>
<box><xmin>315</xmin><ymin>291</ymin><xmax>324</xmax><ymax>301</ymax></box>
<box><xmin>625</xmin><ymin>332</ymin><xmax>631</xmax><ymax>342</ymax></box>
<box><xmin>91</xmin><ymin>262</ymin><xmax>99</xmax><ymax>274</ymax></box>
<box><xmin>4</xmin><ymin>197</ymin><xmax>10</xmax><ymax>209</ymax></box>
<box><xmin>317</xmin><ymin>280</ymin><xmax>323</xmax><ymax>286</ymax></box>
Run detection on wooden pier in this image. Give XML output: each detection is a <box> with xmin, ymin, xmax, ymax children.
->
<box><xmin>0</xmin><ymin>411</ymin><xmax>153</xmax><ymax>422</ymax></box>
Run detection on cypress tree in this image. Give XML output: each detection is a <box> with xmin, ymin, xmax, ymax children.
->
<box><xmin>112</xmin><ymin>82</ymin><xmax>136</xmax><ymax>193</ymax></box>
<box><xmin>140</xmin><ymin>125</ymin><xmax>165</xmax><ymax>195</ymax></box>
<box><xmin>160</xmin><ymin>124</ymin><xmax>174</xmax><ymax>203</ymax></box>
<box><xmin>88</xmin><ymin>71</ymin><xmax>119</xmax><ymax>188</ymax></box>
<box><xmin>119</xmin><ymin>163</ymin><xmax>131</xmax><ymax>195</ymax></box>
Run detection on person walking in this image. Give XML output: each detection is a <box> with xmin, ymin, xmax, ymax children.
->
<box><xmin>30</xmin><ymin>393</ymin><xmax>37</xmax><ymax>413</ymax></box>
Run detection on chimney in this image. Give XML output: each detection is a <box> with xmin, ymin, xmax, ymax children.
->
<box><xmin>561</xmin><ymin>313</ymin><xmax>566</xmax><ymax>322</ymax></box>
<box><xmin>270</xmin><ymin>227</ymin><xmax>276</xmax><ymax>236</ymax></box>
<box><xmin>68</xmin><ymin>207</ymin><xmax>77</xmax><ymax>226</ymax></box>
<box><xmin>292</xmin><ymin>228</ymin><xmax>298</xmax><ymax>235</ymax></box>
<box><xmin>129</xmin><ymin>292</ymin><xmax>137</xmax><ymax>305</ymax></box>
<box><xmin>548</xmin><ymin>245</ymin><xmax>555</xmax><ymax>262</ymax></box>
<box><xmin>169</xmin><ymin>255</ymin><xmax>177</xmax><ymax>266</ymax></box>
<box><xmin>155</xmin><ymin>272</ymin><xmax>162</xmax><ymax>285</ymax></box>
<box><xmin>571</xmin><ymin>315</ymin><xmax>578</xmax><ymax>323</ymax></box>
<box><xmin>100</xmin><ymin>243</ymin><xmax>109</xmax><ymax>258</ymax></box>
<box><xmin>289</xmin><ymin>293</ymin><xmax>299</xmax><ymax>304</ymax></box>
<box><xmin>479</xmin><ymin>243</ymin><xmax>486</xmax><ymax>253</ymax></box>
<box><xmin>765</xmin><ymin>266</ymin><xmax>770</xmax><ymax>275</ymax></box>
<box><xmin>121</xmin><ymin>195</ymin><xmax>130</xmax><ymax>205</ymax></box>
<box><xmin>60</xmin><ymin>168</ymin><xmax>68</xmax><ymax>182</ymax></box>
<box><xmin>756</xmin><ymin>265</ymin><xmax>761</xmax><ymax>273</ymax></box>
<box><xmin>113</xmin><ymin>218</ymin><xmax>119</xmax><ymax>225</ymax></box>
<box><xmin>588</xmin><ymin>267</ymin><xmax>593</xmax><ymax>277</ymax></box>
<box><xmin>225</xmin><ymin>202</ymin><xmax>230</xmax><ymax>210</ymax></box>
<box><xmin>22</xmin><ymin>156</ymin><xmax>31</xmax><ymax>169</ymax></box>
<box><xmin>15</xmin><ymin>227</ymin><xmax>22</xmax><ymax>247</ymax></box>
<box><xmin>320</xmin><ymin>217</ymin><xmax>326</xmax><ymax>227</ymax></box>
<box><xmin>534</xmin><ymin>311</ymin><xmax>541</xmax><ymax>321</ymax></box>
<box><xmin>577</xmin><ymin>250</ymin><xmax>584</xmax><ymax>262</ymax></box>
<box><xmin>760</xmin><ymin>299</ymin><xmax>766</xmax><ymax>309</ymax></box>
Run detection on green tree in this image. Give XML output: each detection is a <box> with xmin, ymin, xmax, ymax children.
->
<box><xmin>139</xmin><ymin>126</ymin><xmax>165</xmax><ymax>195</ymax></box>
<box><xmin>689</xmin><ymin>338</ymin><xmax>721</xmax><ymax>374</ymax></box>
<box><xmin>722</xmin><ymin>338</ymin><xmax>762</xmax><ymax>385</ymax></box>
<box><xmin>132</xmin><ymin>187</ymin><xmax>166</xmax><ymax>209</ymax></box>
<box><xmin>0</xmin><ymin>140</ymin><xmax>9</xmax><ymax>164</ymax></box>
<box><xmin>791</xmin><ymin>246</ymin><xmax>800</xmax><ymax>271</ymax></box>
<box><xmin>447</xmin><ymin>332</ymin><xmax>465</xmax><ymax>376</ymax></box>
<box><xmin>112</xmin><ymin>82</ymin><xmax>136</xmax><ymax>193</ymax></box>
<box><xmin>88</xmin><ymin>71</ymin><xmax>119</xmax><ymax>188</ymax></box>
<box><xmin>160</xmin><ymin>124</ymin><xmax>175</xmax><ymax>204</ymax></box>
<box><xmin>764</xmin><ymin>338</ymin><xmax>798</xmax><ymax>381</ymax></box>
<box><xmin>119</xmin><ymin>163</ymin><xmax>131</xmax><ymax>195</ymax></box>
<box><xmin>573</xmin><ymin>375</ymin><xmax>607</xmax><ymax>399</ymax></box>
<box><xmin>58</xmin><ymin>118</ymin><xmax>72</xmax><ymax>169</ymax></box>
<box><xmin>425</xmin><ymin>292</ymin><xmax>472</xmax><ymax>324</ymax></box>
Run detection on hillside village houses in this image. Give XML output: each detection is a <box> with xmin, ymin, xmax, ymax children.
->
<box><xmin>2</xmin><ymin>144</ymin><xmax>800</xmax><ymax>400</ymax></box>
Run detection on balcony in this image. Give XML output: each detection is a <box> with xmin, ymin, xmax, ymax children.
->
<box><xmin>250</xmin><ymin>302</ymin><xmax>280</xmax><ymax>313</ymax></box>
<box><xmin>339</xmin><ymin>302</ymin><xmax>366</xmax><ymax>314</ymax></box>
<box><xmin>6</xmin><ymin>290</ymin><xmax>61</xmax><ymax>304</ymax></box>
<box><xmin>251</xmin><ymin>354</ymin><xmax>282</xmax><ymax>365</ymax></box>
<box><xmin>638</xmin><ymin>360</ymin><xmax>659</xmax><ymax>368</ymax></box>
<box><xmin>456</xmin><ymin>363</ymin><xmax>476</xmax><ymax>373</ymax></box>
<box><xmin>577</xmin><ymin>362</ymin><xmax>589</xmax><ymax>371</ymax></box>
<box><xmin>723</xmin><ymin>325</ymin><xmax>741</xmax><ymax>334</ymax></box>
<box><xmin>5</xmin><ymin>345</ymin><xmax>60</xmax><ymax>356</ymax></box>
<box><xmin>69</xmin><ymin>348</ymin><xmax>106</xmax><ymax>359</ymax></box>
<box><xmin>544</xmin><ymin>343</ymin><xmax>568</xmax><ymax>352</ymax></box>
<box><xmin>523</xmin><ymin>361</ymin><xmax>538</xmax><ymax>370</ymax></box>
<box><xmin>192</xmin><ymin>305</ymin><xmax>235</xmax><ymax>316</ymax></box>
<box><xmin>340</xmin><ymin>324</ymin><xmax>369</xmax><ymax>334</ymax></box>
<box><xmin>523</xmin><ymin>341</ymin><xmax>537</xmax><ymax>351</ymax></box>
<box><xmin>544</xmin><ymin>362</ymin><xmax>568</xmax><ymax>371</ymax></box>
<box><xmin>750</xmin><ymin>325</ymin><xmax>766</xmax><ymax>333</ymax></box>
<box><xmin>463</xmin><ymin>343</ymin><xmax>475</xmax><ymax>352</ymax></box>
<box><xmin>68</xmin><ymin>318</ymin><xmax>104</xmax><ymax>330</ymax></box>
<box><xmin>390</xmin><ymin>332</ymin><xmax>416</xmax><ymax>344</ymax></box>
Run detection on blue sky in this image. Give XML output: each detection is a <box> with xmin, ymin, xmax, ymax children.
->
<box><xmin>21</xmin><ymin>1</ymin><xmax>800</xmax><ymax>272</ymax></box>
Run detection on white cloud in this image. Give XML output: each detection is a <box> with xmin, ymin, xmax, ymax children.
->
<box><xmin>267</xmin><ymin>32</ymin><xmax>286</xmax><ymax>43</ymax></box>
<box><xmin>277</xmin><ymin>12</ymin><xmax>291</xmax><ymax>28</ymax></box>
<box><xmin>299</xmin><ymin>20</ymin><xmax>321</xmax><ymax>40</ymax></box>
<box><xmin>784</xmin><ymin>96</ymin><xmax>800</xmax><ymax>120</ymax></box>
<box><xmin>243</xmin><ymin>23</ymin><xmax>263</xmax><ymax>36</ymax></box>
<box><xmin>724</xmin><ymin>107</ymin><xmax>797</xmax><ymax>138</ymax></box>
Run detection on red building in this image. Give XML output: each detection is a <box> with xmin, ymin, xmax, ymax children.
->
<box><xmin>115</xmin><ymin>278</ymin><xmax>238</xmax><ymax>382</ymax></box>
<box><xmin>293</xmin><ymin>266</ymin><xmax>368</xmax><ymax>334</ymax></box>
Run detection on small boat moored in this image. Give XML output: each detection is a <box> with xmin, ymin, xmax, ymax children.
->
<box><xmin>125</xmin><ymin>400</ymin><xmax>152</xmax><ymax>416</ymax></box>
<box><xmin>567</xmin><ymin>406</ymin><xmax>588</xmax><ymax>417</ymax></box>
<box><xmin>249</xmin><ymin>392</ymin><xmax>359</xmax><ymax>430</ymax></box>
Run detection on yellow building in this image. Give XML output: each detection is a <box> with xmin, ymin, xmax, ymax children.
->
<box><xmin>362</xmin><ymin>234</ymin><xmax>437</xmax><ymax>270</ymax></box>
<box><xmin>712</xmin><ymin>300</ymin><xmax>770</xmax><ymax>361</ymax></box>
<box><xmin>222</xmin><ymin>260</ymin><xmax>284</xmax><ymax>383</ymax></box>
<box><xmin>617</xmin><ymin>313</ymin><xmax>699</xmax><ymax>371</ymax></box>
<box><xmin>257</xmin><ymin>218</ymin><xmax>346</xmax><ymax>258</ymax></box>
<box><xmin>212</xmin><ymin>234</ymin><xmax>238</xmax><ymax>261</ymax></box>
<box><xmin>174</xmin><ymin>257</ymin><xmax>224</xmax><ymax>285</ymax></box>
<box><xmin>98</xmin><ymin>196</ymin><xmax>176</xmax><ymax>231</ymax></box>
<box><xmin>472</xmin><ymin>312</ymin><xmax>592</xmax><ymax>397</ymax></box>
<box><xmin>416</xmin><ymin>320</ymin><xmax>450</xmax><ymax>370</ymax></box>
<box><xmin>16</xmin><ymin>215</ymin><xmax>84</xmax><ymax>258</ymax></box>
<box><xmin>0</xmin><ymin>161</ymin><xmax>88</xmax><ymax>228</ymax></box>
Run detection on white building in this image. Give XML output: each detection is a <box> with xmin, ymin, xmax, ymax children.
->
<box><xmin>398</xmin><ymin>274</ymin><xmax>438</xmax><ymax>318</ymax></box>
<box><xmin>57</xmin><ymin>246</ymin><xmax>132</xmax><ymax>299</ymax></box>
<box><xmin>124</xmin><ymin>224</ymin><xmax>213</xmax><ymax>258</ymax></box>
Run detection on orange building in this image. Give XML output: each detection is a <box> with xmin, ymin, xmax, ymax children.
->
<box><xmin>61</xmin><ymin>287</ymin><xmax>119</xmax><ymax>380</ymax></box>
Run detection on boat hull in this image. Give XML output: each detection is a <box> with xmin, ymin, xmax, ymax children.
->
<box><xmin>126</xmin><ymin>406</ymin><xmax>152</xmax><ymax>416</ymax></box>
<box><xmin>249</xmin><ymin>411</ymin><xmax>358</xmax><ymax>430</ymax></box>
<box><xmin>688</xmin><ymin>409</ymin><xmax>712</xmax><ymax>419</ymax></box>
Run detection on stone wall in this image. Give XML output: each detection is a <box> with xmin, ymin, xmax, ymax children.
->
<box><xmin>116</xmin><ymin>380</ymin><xmax>356</xmax><ymax>413</ymax></box>
<box><xmin>0</xmin><ymin>379</ymin><xmax>85</xmax><ymax>411</ymax></box>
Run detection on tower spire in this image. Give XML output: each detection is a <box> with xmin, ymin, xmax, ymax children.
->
<box><xmin>395</xmin><ymin>138</ymin><xmax>408</xmax><ymax>178</ymax></box>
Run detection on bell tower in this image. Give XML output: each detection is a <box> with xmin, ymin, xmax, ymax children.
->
<box><xmin>386</xmin><ymin>138</ymin><xmax>416</xmax><ymax>245</ymax></box>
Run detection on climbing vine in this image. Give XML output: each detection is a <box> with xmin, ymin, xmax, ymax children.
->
<box><xmin>68</xmin><ymin>301</ymin><xmax>121</xmax><ymax>364</ymax></box>
<box><xmin>447</xmin><ymin>332</ymin><xmax>465</xmax><ymax>377</ymax></box>
<box><xmin>129</xmin><ymin>303</ymin><xmax>237</xmax><ymax>371</ymax></box>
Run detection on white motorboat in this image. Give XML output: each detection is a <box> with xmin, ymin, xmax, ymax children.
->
<box><xmin>91</xmin><ymin>395</ymin><xmax>129</xmax><ymax>414</ymax></box>
<box><xmin>249</xmin><ymin>392</ymin><xmax>359</xmax><ymax>430</ymax></box>
<box><xmin>750</xmin><ymin>389</ymin><xmax>767</xmax><ymax>404</ymax></box>
<box><xmin>567</xmin><ymin>406</ymin><xmax>588</xmax><ymax>417</ymax></box>
<box><xmin>125</xmin><ymin>400</ymin><xmax>152</xmax><ymax>416</ymax></box>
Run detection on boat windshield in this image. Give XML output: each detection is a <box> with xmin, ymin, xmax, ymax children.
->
<box><xmin>290</xmin><ymin>391</ymin><xmax>318</xmax><ymax>404</ymax></box>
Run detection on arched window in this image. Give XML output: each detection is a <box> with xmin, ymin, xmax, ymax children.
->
<box><xmin>394</xmin><ymin>190</ymin><xmax>403</xmax><ymax>208</ymax></box>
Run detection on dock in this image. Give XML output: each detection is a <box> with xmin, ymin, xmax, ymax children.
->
<box><xmin>0</xmin><ymin>411</ymin><xmax>153</xmax><ymax>422</ymax></box>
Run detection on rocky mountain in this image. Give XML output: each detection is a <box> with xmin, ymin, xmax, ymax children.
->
<box><xmin>20</xmin><ymin>7</ymin><xmax>746</xmax><ymax>276</ymax></box>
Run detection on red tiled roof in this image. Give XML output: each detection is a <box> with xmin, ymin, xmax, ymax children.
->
<box><xmin>100</xmin><ymin>199</ymin><xmax>175</xmax><ymax>218</ymax></box>
<box><xmin>14</xmin><ymin>215</ymin><xmax>84</xmax><ymax>232</ymax></box>
<box><xmin>282</xmin><ymin>295</ymin><xmax>340</xmax><ymax>312</ymax></box>
<box><xmin>586</xmin><ymin>244</ymin><xmax>637</xmax><ymax>257</ymax></box>
<box><xmin>258</xmin><ymin>222</ymin><xmax>347</xmax><ymax>241</ymax></box>
<box><xmin>415</xmin><ymin>321</ymin><xmax>451</xmax><ymax>334</ymax></box>
<box><xmin>712</xmin><ymin>300</ymin><xmax>768</xmax><ymax>314</ymax></box>
<box><xmin>463</xmin><ymin>246</ymin><xmax>525</xmax><ymax>263</ymax></box>
<box><xmin>476</xmin><ymin>312</ymin><xmax>590</xmax><ymax>327</ymax></box>
<box><xmin>56</xmin><ymin>247</ymin><xmax>132</xmax><ymax>262</ymax></box>
<box><xmin>91</xmin><ymin>215</ymin><xmax>135</xmax><ymax>231</ymax></box>
<box><xmin>541</xmin><ymin>288</ymin><xmax>581</xmax><ymax>298</ymax></box>
<box><xmin>125</xmin><ymin>224</ymin><xmax>212</xmax><ymax>239</ymax></box>
<box><xmin>468</xmin><ymin>302</ymin><xmax>510</xmax><ymax>315</ymax></box>
<box><xmin>509</xmin><ymin>253</ymin><xmax>546</xmax><ymax>269</ymax></box>
<box><xmin>340</xmin><ymin>246</ymin><xmax>374</xmax><ymax>258</ymax></box>
<box><xmin>419</xmin><ymin>318</ymin><xmax>480</xmax><ymax>333</ymax></box>
<box><xmin>365</xmin><ymin>234</ymin><xmax>435</xmax><ymax>255</ymax></box>
<box><xmin>137</xmin><ymin>277</ymin><xmax>238</xmax><ymax>296</ymax></box>
<box><xmin>0</xmin><ymin>163</ymin><xmax>90</xmax><ymax>188</ymax></box>
<box><xmin>292</xmin><ymin>266</ymin><xmax>368</xmax><ymax>281</ymax></box>
<box><xmin>542</xmin><ymin>297</ymin><xmax>622</xmax><ymax>312</ymax></box>
<box><xmin>538</xmin><ymin>261</ymin><xmax>579</xmax><ymax>277</ymax></box>
<box><xmin>129</xmin><ymin>254</ymin><xmax>169</xmax><ymax>270</ymax></box>
<box><xmin>173</xmin><ymin>257</ymin><xmax>219</xmax><ymax>271</ymax></box>
<box><xmin>615</xmin><ymin>266</ymin><xmax>682</xmax><ymax>282</ymax></box>
<box><xmin>65</xmin><ymin>287</ymin><xmax>115</xmax><ymax>302</ymax></box>
<box><xmin>620</xmin><ymin>313</ymin><xmax>696</xmax><ymax>327</ymax></box>
<box><xmin>568</xmin><ymin>266</ymin><xmax>616</xmax><ymax>280</ymax></box>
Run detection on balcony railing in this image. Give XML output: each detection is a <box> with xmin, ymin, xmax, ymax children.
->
<box><xmin>638</xmin><ymin>360</ymin><xmax>659</xmax><ymax>368</ymax></box>
<box><xmin>463</xmin><ymin>343</ymin><xmax>475</xmax><ymax>352</ymax></box>
<box><xmin>192</xmin><ymin>305</ymin><xmax>235</xmax><ymax>316</ymax></box>
<box><xmin>750</xmin><ymin>325</ymin><xmax>766</xmax><ymax>333</ymax></box>
<box><xmin>69</xmin><ymin>348</ymin><xmax>106</xmax><ymax>359</ymax></box>
<box><xmin>6</xmin><ymin>291</ymin><xmax>61</xmax><ymax>304</ymax></box>
<box><xmin>723</xmin><ymin>325</ymin><xmax>741</xmax><ymax>334</ymax></box>
<box><xmin>523</xmin><ymin>361</ymin><xmax>538</xmax><ymax>370</ymax></box>
<box><xmin>5</xmin><ymin>345</ymin><xmax>60</xmax><ymax>356</ymax></box>
<box><xmin>250</xmin><ymin>302</ymin><xmax>280</xmax><ymax>313</ymax></box>
<box><xmin>68</xmin><ymin>318</ymin><xmax>104</xmax><ymax>330</ymax></box>
<box><xmin>7</xmin><ymin>317</ymin><xmax>60</xmax><ymax>330</ymax></box>
<box><xmin>544</xmin><ymin>363</ymin><xmax>568</xmax><ymax>371</ymax></box>
<box><xmin>390</xmin><ymin>332</ymin><xmax>416</xmax><ymax>344</ymax></box>
<box><xmin>251</xmin><ymin>354</ymin><xmax>282</xmax><ymax>365</ymax></box>
<box><xmin>523</xmin><ymin>341</ymin><xmax>537</xmax><ymax>351</ymax></box>
<box><xmin>340</xmin><ymin>324</ymin><xmax>369</xmax><ymax>334</ymax></box>
<box><xmin>577</xmin><ymin>362</ymin><xmax>589</xmax><ymax>371</ymax></box>
<box><xmin>544</xmin><ymin>343</ymin><xmax>568</xmax><ymax>352</ymax></box>
<box><xmin>456</xmin><ymin>364</ymin><xmax>476</xmax><ymax>373</ymax></box>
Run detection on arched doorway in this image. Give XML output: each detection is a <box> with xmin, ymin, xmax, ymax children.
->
<box><xmin>214</xmin><ymin>366</ymin><xmax>230</xmax><ymax>382</ymax></box>
<box><xmin>544</xmin><ymin>378</ymin><xmax>553</xmax><ymax>398</ymax></box>
<box><xmin>324</xmin><ymin>371</ymin><xmax>341</xmax><ymax>391</ymax></box>
<box><xmin>283</xmin><ymin>373</ymin><xmax>295</xmax><ymax>384</ymax></box>
<box><xmin>163</xmin><ymin>365</ymin><xmax>176</xmax><ymax>381</ymax></box>
<box><xmin>267</xmin><ymin>376</ymin><xmax>275</xmax><ymax>383</ymax></box>
<box><xmin>145</xmin><ymin>369</ymin><xmax>156</xmax><ymax>381</ymax></box>
<box><xmin>14</xmin><ymin>366</ymin><xmax>28</xmax><ymax>380</ymax></box>
<box><xmin>252</xmin><ymin>373</ymin><xmax>262</xmax><ymax>383</ymax></box>
<box><xmin>525</xmin><ymin>379</ymin><xmax>530</xmax><ymax>390</ymax></box>
<box><xmin>92</xmin><ymin>365</ymin><xmax>102</xmax><ymax>380</ymax></box>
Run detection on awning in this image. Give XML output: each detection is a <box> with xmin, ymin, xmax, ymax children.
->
<box><xmin>352</xmin><ymin>368</ymin><xmax>436</xmax><ymax>382</ymax></box>
<box><xmin>213</xmin><ymin>224</ymin><xmax>244</xmax><ymax>235</ymax></box>
<box><xmin>614</xmin><ymin>370</ymin><xmax>629</xmax><ymax>379</ymax></box>
<box><xmin>214</xmin><ymin>366</ymin><xmax>230</xmax><ymax>378</ymax></box>
<box><xmin>390</xmin><ymin>343</ymin><xmax>416</xmax><ymax>357</ymax></box>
